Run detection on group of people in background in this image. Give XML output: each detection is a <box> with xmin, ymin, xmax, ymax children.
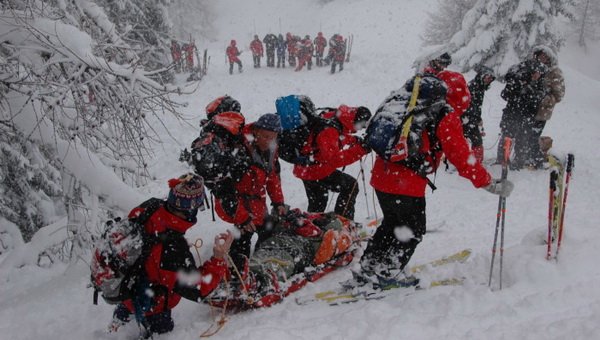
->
<box><xmin>170</xmin><ymin>40</ymin><xmax>198</xmax><ymax>73</ymax></box>
<box><xmin>106</xmin><ymin>45</ymin><xmax>564</xmax><ymax>338</ymax></box>
<box><xmin>226</xmin><ymin>32</ymin><xmax>348</xmax><ymax>75</ymax></box>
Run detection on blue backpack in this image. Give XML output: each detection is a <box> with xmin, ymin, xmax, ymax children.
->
<box><xmin>275</xmin><ymin>95</ymin><xmax>339</xmax><ymax>165</ymax></box>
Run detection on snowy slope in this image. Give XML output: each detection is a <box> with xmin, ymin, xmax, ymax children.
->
<box><xmin>2</xmin><ymin>0</ymin><xmax>600</xmax><ymax>339</ymax></box>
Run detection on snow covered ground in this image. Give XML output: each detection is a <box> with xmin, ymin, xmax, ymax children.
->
<box><xmin>2</xmin><ymin>0</ymin><xmax>600</xmax><ymax>339</ymax></box>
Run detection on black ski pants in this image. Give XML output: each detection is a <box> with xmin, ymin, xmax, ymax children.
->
<box><xmin>253</xmin><ymin>55</ymin><xmax>261</xmax><ymax>68</ymax></box>
<box><xmin>229</xmin><ymin>60</ymin><xmax>242</xmax><ymax>74</ymax></box>
<box><xmin>266</xmin><ymin>50</ymin><xmax>275</xmax><ymax>67</ymax></box>
<box><xmin>302</xmin><ymin>170</ymin><xmax>358</xmax><ymax>220</ymax></box>
<box><xmin>360</xmin><ymin>190</ymin><xmax>426</xmax><ymax>275</ymax></box>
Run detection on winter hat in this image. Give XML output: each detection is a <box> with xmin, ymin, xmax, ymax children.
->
<box><xmin>437</xmin><ymin>52</ymin><xmax>452</xmax><ymax>66</ymax></box>
<box><xmin>254</xmin><ymin>113</ymin><xmax>282</xmax><ymax>133</ymax></box>
<box><xmin>355</xmin><ymin>106</ymin><xmax>372</xmax><ymax>124</ymax></box>
<box><xmin>167</xmin><ymin>173</ymin><xmax>206</xmax><ymax>212</ymax></box>
<box><xmin>206</xmin><ymin>95</ymin><xmax>241</xmax><ymax>119</ymax></box>
<box><xmin>474</xmin><ymin>65</ymin><xmax>495</xmax><ymax>79</ymax></box>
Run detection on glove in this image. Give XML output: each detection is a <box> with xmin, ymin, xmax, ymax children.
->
<box><xmin>484</xmin><ymin>179</ymin><xmax>514</xmax><ymax>198</ymax></box>
<box><xmin>356</xmin><ymin>136</ymin><xmax>372</xmax><ymax>153</ymax></box>
<box><xmin>271</xmin><ymin>203</ymin><xmax>289</xmax><ymax>217</ymax></box>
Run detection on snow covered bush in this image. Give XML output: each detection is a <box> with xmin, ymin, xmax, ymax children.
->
<box><xmin>422</xmin><ymin>0</ymin><xmax>477</xmax><ymax>46</ymax></box>
<box><xmin>0</xmin><ymin>0</ymin><xmax>185</xmax><ymax>265</ymax></box>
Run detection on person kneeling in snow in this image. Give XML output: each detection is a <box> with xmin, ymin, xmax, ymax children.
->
<box><xmin>109</xmin><ymin>174</ymin><xmax>233</xmax><ymax>337</ymax></box>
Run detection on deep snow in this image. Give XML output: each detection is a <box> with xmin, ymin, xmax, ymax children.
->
<box><xmin>1</xmin><ymin>1</ymin><xmax>600</xmax><ymax>339</ymax></box>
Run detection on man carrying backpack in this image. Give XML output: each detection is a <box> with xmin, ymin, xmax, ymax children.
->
<box><xmin>292</xmin><ymin>101</ymin><xmax>371</xmax><ymax>220</ymax></box>
<box><xmin>213</xmin><ymin>113</ymin><xmax>287</xmax><ymax>270</ymax></box>
<box><xmin>351</xmin><ymin>74</ymin><xmax>513</xmax><ymax>289</ymax></box>
<box><xmin>107</xmin><ymin>174</ymin><xmax>233</xmax><ymax>338</ymax></box>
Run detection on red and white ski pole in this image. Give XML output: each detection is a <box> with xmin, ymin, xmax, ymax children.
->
<box><xmin>555</xmin><ymin>154</ymin><xmax>574</xmax><ymax>259</ymax></box>
<box><xmin>488</xmin><ymin>137</ymin><xmax>512</xmax><ymax>289</ymax></box>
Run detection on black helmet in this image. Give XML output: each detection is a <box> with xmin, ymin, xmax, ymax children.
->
<box><xmin>355</xmin><ymin>106</ymin><xmax>372</xmax><ymax>124</ymax></box>
<box><xmin>297</xmin><ymin>95</ymin><xmax>316</xmax><ymax>118</ymax></box>
<box><xmin>205</xmin><ymin>96</ymin><xmax>241</xmax><ymax>119</ymax></box>
<box><xmin>437</xmin><ymin>52</ymin><xmax>452</xmax><ymax>66</ymax></box>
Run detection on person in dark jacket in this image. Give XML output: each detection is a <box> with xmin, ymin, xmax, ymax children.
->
<box><xmin>328</xmin><ymin>34</ymin><xmax>346</xmax><ymax>74</ymax></box>
<box><xmin>293</xmin><ymin>102</ymin><xmax>371</xmax><ymax>220</ymax></box>
<box><xmin>214</xmin><ymin>114</ymin><xmax>287</xmax><ymax>270</ymax></box>
<box><xmin>263</xmin><ymin>33</ymin><xmax>278</xmax><ymax>67</ymax></box>
<box><xmin>528</xmin><ymin>45</ymin><xmax>565</xmax><ymax>168</ymax></box>
<box><xmin>463</xmin><ymin>65</ymin><xmax>496</xmax><ymax>163</ymax></box>
<box><xmin>276</xmin><ymin>34</ymin><xmax>287</xmax><ymax>68</ymax></box>
<box><xmin>497</xmin><ymin>59</ymin><xmax>547</xmax><ymax>169</ymax></box>
<box><xmin>109</xmin><ymin>174</ymin><xmax>233</xmax><ymax>338</ymax></box>
<box><xmin>350</xmin><ymin>75</ymin><xmax>513</xmax><ymax>288</ymax></box>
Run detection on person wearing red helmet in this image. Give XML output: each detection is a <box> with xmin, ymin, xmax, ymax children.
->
<box><xmin>226</xmin><ymin>40</ymin><xmax>243</xmax><ymax>75</ymax></box>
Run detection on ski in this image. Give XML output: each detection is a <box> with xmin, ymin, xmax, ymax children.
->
<box><xmin>295</xmin><ymin>249</ymin><xmax>471</xmax><ymax>306</ymax></box>
<box><xmin>546</xmin><ymin>153</ymin><xmax>574</xmax><ymax>260</ymax></box>
<box><xmin>345</xmin><ymin>33</ymin><xmax>353</xmax><ymax>63</ymax></box>
<box><xmin>295</xmin><ymin>277</ymin><xmax>464</xmax><ymax>306</ymax></box>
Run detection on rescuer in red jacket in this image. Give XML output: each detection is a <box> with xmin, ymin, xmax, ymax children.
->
<box><xmin>314</xmin><ymin>32</ymin><xmax>327</xmax><ymax>67</ymax></box>
<box><xmin>111</xmin><ymin>174</ymin><xmax>233</xmax><ymax>337</ymax></box>
<box><xmin>250</xmin><ymin>34</ymin><xmax>264</xmax><ymax>68</ymax></box>
<box><xmin>214</xmin><ymin>113</ymin><xmax>287</xmax><ymax>270</ymax></box>
<box><xmin>293</xmin><ymin>104</ymin><xmax>371</xmax><ymax>220</ymax></box>
<box><xmin>352</xmin><ymin>75</ymin><xmax>513</xmax><ymax>288</ymax></box>
<box><xmin>226</xmin><ymin>39</ymin><xmax>243</xmax><ymax>75</ymax></box>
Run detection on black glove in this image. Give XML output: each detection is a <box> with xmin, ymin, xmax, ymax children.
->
<box><xmin>356</xmin><ymin>136</ymin><xmax>372</xmax><ymax>153</ymax></box>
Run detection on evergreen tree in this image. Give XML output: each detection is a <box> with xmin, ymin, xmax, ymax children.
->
<box><xmin>422</xmin><ymin>0</ymin><xmax>477</xmax><ymax>46</ymax></box>
<box><xmin>441</xmin><ymin>0</ymin><xmax>574</xmax><ymax>74</ymax></box>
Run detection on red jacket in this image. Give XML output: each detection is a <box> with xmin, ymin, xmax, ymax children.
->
<box><xmin>250</xmin><ymin>39</ymin><xmax>264</xmax><ymax>56</ymax></box>
<box><xmin>370</xmin><ymin>111</ymin><xmax>492</xmax><ymax>197</ymax></box>
<box><xmin>215</xmin><ymin>124</ymin><xmax>285</xmax><ymax>226</ymax></box>
<box><xmin>226</xmin><ymin>42</ymin><xmax>241</xmax><ymax>63</ymax></box>
<box><xmin>123</xmin><ymin>205</ymin><xmax>228</xmax><ymax>315</ymax></box>
<box><xmin>293</xmin><ymin>106</ymin><xmax>369</xmax><ymax>181</ymax></box>
<box><xmin>314</xmin><ymin>35</ymin><xmax>327</xmax><ymax>53</ymax></box>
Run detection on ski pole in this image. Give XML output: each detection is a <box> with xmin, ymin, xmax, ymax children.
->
<box><xmin>546</xmin><ymin>170</ymin><xmax>557</xmax><ymax>260</ymax></box>
<box><xmin>359</xmin><ymin>158</ymin><xmax>371</xmax><ymax>218</ymax></box>
<box><xmin>555</xmin><ymin>154</ymin><xmax>574</xmax><ymax>259</ymax></box>
<box><xmin>488</xmin><ymin>137</ymin><xmax>511</xmax><ymax>289</ymax></box>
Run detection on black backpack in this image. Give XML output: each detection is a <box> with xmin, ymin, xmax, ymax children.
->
<box><xmin>189</xmin><ymin>112</ymin><xmax>250</xmax><ymax>192</ymax></box>
<box><xmin>91</xmin><ymin>198</ymin><xmax>163</xmax><ymax>305</ymax></box>
<box><xmin>365</xmin><ymin>75</ymin><xmax>449</xmax><ymax>179</ymax></box>
<box><xmin>278</xmin><ymin>114</ymin><xmax>341</xmax><ymax>165</ymax></box>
